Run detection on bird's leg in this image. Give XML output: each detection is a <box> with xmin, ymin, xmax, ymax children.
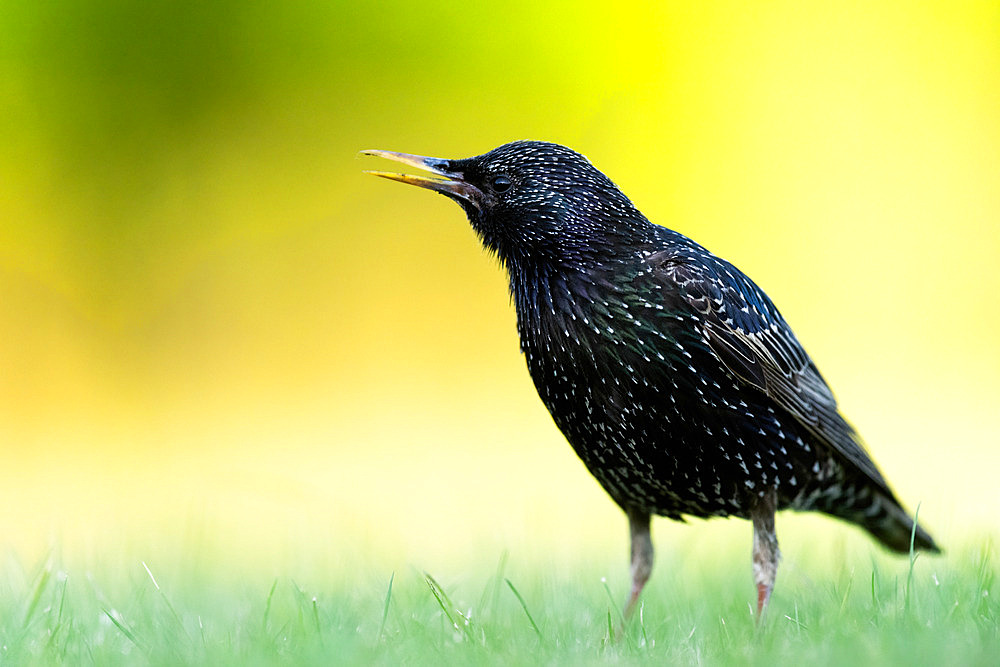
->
<box><xmin>624</xmin><ymin>507</ymin><xmax>653</xmax><ymax>620</ymax></box>
<box><xmin>750</xmin><ymin>488</ymin><xmax>779</xmax><ymax>621</ymax></box>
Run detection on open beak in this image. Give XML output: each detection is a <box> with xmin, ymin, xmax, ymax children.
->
<box><xmin>360</xmin><ymin>149</ymin><xmax>482</xmax><ymax>208</ymax></box>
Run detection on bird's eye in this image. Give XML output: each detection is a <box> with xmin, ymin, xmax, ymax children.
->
<box><xmin>490</xmin><ymin>175</ymin><xmax>512</xmax><ymax>193</ymax></box>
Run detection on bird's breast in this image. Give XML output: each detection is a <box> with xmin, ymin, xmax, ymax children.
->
<box><xmin>514</xmin><ymin>273</ymin><xmax>708</xmax><ymax>458</ymax></box>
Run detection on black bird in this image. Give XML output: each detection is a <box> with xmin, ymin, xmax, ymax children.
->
<box><xmin>362</xmin><ymin>141</ymin><xmax>939</xmax><ymax>618</ymax></box>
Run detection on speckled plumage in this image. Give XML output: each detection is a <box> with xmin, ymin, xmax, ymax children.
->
<box><xmin>363</xmin><ymin>140</ymin><xmax>939</xmax><ymax>617</ymax></box>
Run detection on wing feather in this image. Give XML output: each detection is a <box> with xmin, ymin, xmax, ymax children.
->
<box><xmin>648</xmin><ymin>249</ymin><xmax>893</xmax><ymax>496</ymax></box>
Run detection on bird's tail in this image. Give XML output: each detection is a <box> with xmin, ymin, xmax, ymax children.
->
<box><xmin>835</xmin><ymin>491</ymin><xmax>941</xmax><ymax>554</ymax></box>
<box><xmin>861</xmin><ymin>496</ymin><xmax>940</xmax><ymax>554</ymax></box>
<box><xmin>804</xmin><ymin>483</ymin><xmax>941</xmax><ymax>554</ymax></box>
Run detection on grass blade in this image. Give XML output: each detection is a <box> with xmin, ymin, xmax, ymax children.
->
<box><xmin>839</xmin><ymin>570</ymin><xmax>854</xmax><ymax>614</ymax></box>
<box><xmin>290</xmin><ymin>580</ymin><xmax>308</xmax><ymax>632</ymax></box>
<box><xmin>783</xmin><ymin>603</ymin><xmax>808</xmax><ymax>632</ymax></box>
<box><xmin>263</xmin><ymin>578</ymin><xmax>278</xmax><ymax>632</ymax></box>
<box><xmin>44</xmin><ymin>573</ymin><xmax>70</xmax><ymax>652</ymax></box>
<box><xmin>601</xmin><ymin>577</ymin><xmax>626</xmax><ymax>626</ymax></box>
<box><xmin>143</xmin><ymin>561</ymin><xmax>191</xmax><ymax>640</ymax></box>
<box><xmin>905</xmin><ymin>503</ymin><xmax>922</xmax><ymax>613</ymax></box>
<box><xmin>504</xmin><ymin>578</ymin><xmax>543</xmax><ymax>641</ymax></box>
<box><xmin>377</xmin><ymin>572</ymin><xmax>394</xmax><ymax>643</ymax></box>
<box><xmin>102</xmin><ymin>608</ymin><xmax>142</xmax><ymax>651</ymax></box>
<box><xmin>974</xmin><ymin>539</ymin><xmax>995</xmax><ymax>618</ymax></box>
<box><xmin>424</xmin><ymin>574</ymin><xmax>461</xmax><ymax>635</ymax></box>
<box><xmin>22</xmin><ymin>565</ymin><xmax>52</xmax><ymax>629</ymax></box>
<box><xmin>311</xmin><ymin>596</ymin><xmax>323</xmax><ymax>645</ymax></box>
<box><xmin>637</xmin><ymin>601</ymin><xmax>648</xmax><ymax>648</ymax></box>
<box><xmin>424</xmin><ymin>573</ymin><xmax>476</xmax><ymax>643</ymax></box>
<box><xmin>478</xmin><ymin>551</ymin><xmax>508</xmax><ymax>624</ymax></box>
<box><xmin>601</xmin><ymin>577</ymin><xmax>634</xmax><ymax>648</ymax></box>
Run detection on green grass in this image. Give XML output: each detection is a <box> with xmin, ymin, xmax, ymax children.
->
<box><xmin>1</xmin><ymin>540</ymin><xmax>996</xmax><ymax>665</ymax></box>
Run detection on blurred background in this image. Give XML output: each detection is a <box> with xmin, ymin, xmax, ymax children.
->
<box><xmin>1</xmin><ymin>1</ymin><xmax>997</xmax><ymax>583</ymax></box>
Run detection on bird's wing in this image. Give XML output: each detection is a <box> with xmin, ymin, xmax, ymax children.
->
<box><xmin>648</xmin><ymin>249</ymin><xmax>893</xmax><ymax>496</ymax></box>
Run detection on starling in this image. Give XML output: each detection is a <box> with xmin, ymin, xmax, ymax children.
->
<box><xmin>362</xmin><ymin>141</ymin><xmax>939</xmax><ymax>618</ymax></box>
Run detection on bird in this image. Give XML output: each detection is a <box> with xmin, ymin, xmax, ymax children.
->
<box><xmin>361</xmin><ymin>140</ymin><xmax>939</xmax><ymax>619</ymax></box>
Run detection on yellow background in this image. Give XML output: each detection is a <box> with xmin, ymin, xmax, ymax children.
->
<box><xmin>1</xmin><ymin>1</ymin><xmax>997</xmax><ymax>578</ymax></box>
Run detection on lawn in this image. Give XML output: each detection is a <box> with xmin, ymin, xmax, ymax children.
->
<box><xmin>3</xmin><ymin>537</ymin><xmax>996</xmax><ymax>665</ymax></box>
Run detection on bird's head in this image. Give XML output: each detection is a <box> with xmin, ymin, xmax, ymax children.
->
<box><xmin>362</xmin><ymin>141</ymin><xmax>646</xmax><ymax>269</ymax></box>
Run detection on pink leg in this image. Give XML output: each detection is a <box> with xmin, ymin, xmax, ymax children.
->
<box><xmin>624</xmin><ymin>508</ymin><xmax>653</xmax><ymax>619</ymax></box>
<box><xmin>751</xmin><ymin>489</ymin><xmax>779</xmax><ymax>621</ymax></box>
